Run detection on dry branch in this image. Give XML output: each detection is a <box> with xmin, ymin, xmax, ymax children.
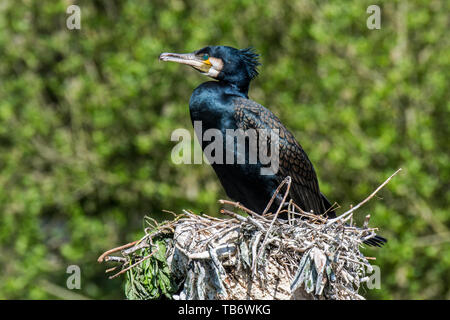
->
<box><xmin>98</xmin><ymin>170</ymin><xmax>401</xmax><ymax>300</ymax></box>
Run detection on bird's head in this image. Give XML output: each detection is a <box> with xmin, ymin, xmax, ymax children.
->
<box><xmin>159</xmin><ymin>46</ymin><xmax>260</xmax><ymax>89</ymax></box>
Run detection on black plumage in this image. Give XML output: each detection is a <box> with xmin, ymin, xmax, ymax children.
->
<box><xmin>233</xmin><ymin>97</ymin><xmax>328</xmax><ymax>215</ymax></box>
<box><xmin>159</xmin><ymin>45</ymin><xmax>386</xmax><ymax>246</ymax></box>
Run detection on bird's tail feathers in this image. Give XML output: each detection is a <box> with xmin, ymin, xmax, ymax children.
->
<box><xmin>363</xmin><ymin>234</ymin><xmax>388</xmax><ymax>247</ymax></box>
<box><xmin>321</xmin><ymin>193</ymin><xmax>336</xmax><ymax>218</ymax></box>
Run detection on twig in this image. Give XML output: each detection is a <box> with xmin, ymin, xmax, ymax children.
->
<box><xmin>327</xmin><ymin>168</ymin><xmax>402</xmax><ymax>225</ymax></box>
<box><xmin>109</xmin><ymin>248</ymin><xmax>158</xmax><ymax>279</ymax></box>
<box><xmin>218</xmin><ymin>200</ymin><xmax>262</xmax><ymax>219</ymax></box>
<box><xmin>97</xmin><ymin>240</ymin><xmax>138</xmax><ymax>263</ymax></box>
<box><xmin>261</xmin><ymin>176</ymin><xmax>291</xmax><ymax>215</ymax></box>
<box><xmin>256</xmin><ymin>177</ymin><xmax>292</xmax><ymax>266</ymax></box>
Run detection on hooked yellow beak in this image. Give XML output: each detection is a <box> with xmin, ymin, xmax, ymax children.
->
<box><xmin>159</xmin><ymin>52</ymin><xmax>212</xmax><ymax>73</ymax></box>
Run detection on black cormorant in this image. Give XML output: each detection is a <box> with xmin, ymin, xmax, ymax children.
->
<box><xmin>159</xmin><ymin>45</ymin><xmax>386</xmax><ymax>246</ymax></box>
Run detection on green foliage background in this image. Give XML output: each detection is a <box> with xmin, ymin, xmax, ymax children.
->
<box><xmin>0</xmin><ymin>0</ymin><xmax>448</xmax><ymax>299</ymax></box>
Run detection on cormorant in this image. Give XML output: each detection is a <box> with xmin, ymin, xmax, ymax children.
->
<box><xmin>159</xmin><ymin>45</ymin><xmax>386</xmax><ymax>246</ymax></box>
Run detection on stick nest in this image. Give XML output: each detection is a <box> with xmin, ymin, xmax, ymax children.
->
<box><xmin>98</xmin><ymin>170</ymin><xmax>400</xmax><ymax>300</ymax></box>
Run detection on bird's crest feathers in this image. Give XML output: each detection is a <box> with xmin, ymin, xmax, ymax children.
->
<box><xmin>239</xmin><ymin>47</ymin><xmax>261</xmax><ymax>80</ymax></box>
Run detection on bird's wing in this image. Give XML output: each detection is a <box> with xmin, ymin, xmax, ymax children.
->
<box><xmin>233</xmin><ymin>97</ymin><xmax>325</xmax><ymax>214</ymax></box>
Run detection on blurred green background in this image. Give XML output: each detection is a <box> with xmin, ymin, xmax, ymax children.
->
<box><xmin>0</xmin><ymin>0</ymin><xmax>448</xmax><ymax>300</ymax></box>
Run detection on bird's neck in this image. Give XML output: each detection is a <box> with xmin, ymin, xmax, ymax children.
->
<box><xmin>222</xmin><ymin>81</ymin><xmax>250</xmax><ymax>98</ymax></box>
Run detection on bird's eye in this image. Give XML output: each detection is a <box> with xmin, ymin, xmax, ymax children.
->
<box><xmin>202</xmin><ymin>54</ymin><xmax>209</xmax><ymax>60</ymax></box>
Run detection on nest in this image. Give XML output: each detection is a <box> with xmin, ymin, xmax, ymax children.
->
<box><xmin>98</xmin><ymin>170</ymin><xmax>400</xmax><ymax>300</ymax></box>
